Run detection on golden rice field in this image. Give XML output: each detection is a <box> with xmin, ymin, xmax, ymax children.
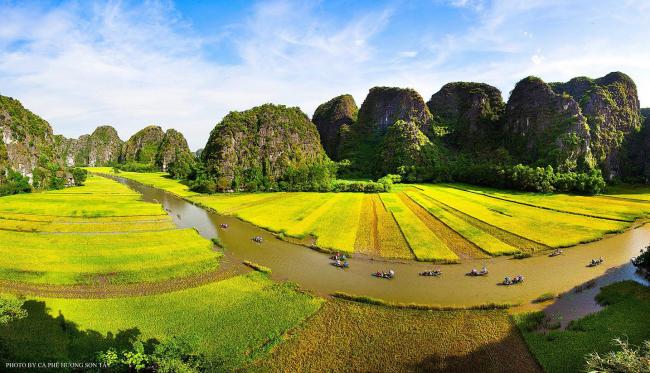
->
<box><xmin>0</xmin><ymin>175</ymin><xmax>219</xmax><ymax>286</ymax></box>
<box><xmin>85</xmin><ymin>169</ymin><xmax>650</xmax><ymax>262</ymax></box>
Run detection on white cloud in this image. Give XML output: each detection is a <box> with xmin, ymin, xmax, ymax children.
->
<box><xmin>0</xmin><ymin>0</ymin><xmax>649</xmax><ymax>150</ymax></box>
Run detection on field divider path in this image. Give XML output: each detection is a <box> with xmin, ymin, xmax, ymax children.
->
<box><xmin>398</xmin><ymin>192</ymin><xmax>487</xmax><ymax>259</ymax></box>
<box><xmin>413</xmin><ymin>186</ymin><xmax>550</xmax><ymax>253</ymax></box>
<box><xmin>447</xmin><ymin>184</ymin><xmax>632</xmax><ymax>222</ymax></box>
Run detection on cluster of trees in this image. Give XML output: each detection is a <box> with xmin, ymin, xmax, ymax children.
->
<box><xmin>1</xmin><ymin>166</ymin><xmax>87</xmax><ymax>197</ymax></box>
<box><xmin>444</xmin><ymin>160</ymin><xmax>607</xmax><ymax>195</ymax></box>
<box><xmin>96</xmin><ymin>336</ymin><xmax>208</xmax><ymax>373</ymax></box>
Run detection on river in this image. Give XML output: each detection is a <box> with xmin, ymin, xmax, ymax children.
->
<box><xmin>113</xmin><ymin>176</ymin><xmax>650</xmax><ymax>309</ymax></box>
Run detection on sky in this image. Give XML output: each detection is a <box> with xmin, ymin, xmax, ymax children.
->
<box><xmin>1</xmin><ymin>0</ymin><xmax>649</xmax><ymax>150</ymax></box>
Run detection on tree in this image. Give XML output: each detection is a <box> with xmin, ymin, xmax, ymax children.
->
<box><xmin>632</xmin><ymin>245</ymin><xmax>650</xmax><ymax>273</ymax></box>
<box><xmin>71</xmin><ymin>168</ymin><xmax>88</xmax><ymax>186</ymax></box>
<box><xmin>0</xmin><ymin>169</ymin><xmax>31</xmax><ymax>196</ymax></box>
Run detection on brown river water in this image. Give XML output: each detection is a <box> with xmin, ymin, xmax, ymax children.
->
<box><xmin>113</xmin><ymin>176</ymin><xmax>650</xmax><ymax>311</ymax></box>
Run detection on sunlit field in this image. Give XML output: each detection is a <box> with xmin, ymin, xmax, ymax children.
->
<box><xmin>0</xmin><ymin>175</ymin><xmax>218</xmax><ymax>286</ymax></box>
<box><xmin>0</xmin><ymin>272</ymin><xmax>323</xmax><ymax>371</ymax></box>
<box><xmin>85</xmin><ymin>169</ymin><xmax>650</xmax><ymax>261</ymax></box>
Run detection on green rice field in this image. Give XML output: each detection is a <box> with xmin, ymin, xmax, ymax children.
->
<box><xmin>0</xmin><ymin>175</ymin><xmax>219</xmax><ymax>286</ymax></box>
<box><xmin>84</xmin><ymin>168</ymin><xmax>650</xmax><ymax>262</ymax></box>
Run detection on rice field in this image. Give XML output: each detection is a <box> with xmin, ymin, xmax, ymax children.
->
<box><xmin>85</xmin><ymin>167</ymin><xmax>198</xmax><ymax>197</ymax></box>
<box><xmin>0</xmin><ymin>175</ymin><xmax>219</xmax><ymax>286</ymax></box>
<box><xmin>379</xmin><ymin>193</ymin><xmax>459</xmax><ymax>262</ymax></box>
<box><xmin>452</xmin><ymin>183</ymin><xmax>650</xmax><ymax>222</ymax></box>
<box><xmin>0</xmin><ymin>272</ymin><xmax>323</xmax><ymax>371</ymax></box>
<box><xmin>257</xmin><ymin>299</ymin><xmax>541</xmax><ymax>372</ymax></box>
<box><xmin>417</xmin><ymin>185</ymin><xmax>629</xmax><ymax>249</ymax></box>
<box><xmin>86</xmin><ymin>170</ymin><xmax>647</xmax><ymax>261</ymax></box>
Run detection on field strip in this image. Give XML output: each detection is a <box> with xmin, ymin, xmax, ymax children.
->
<box><xmin>380</xmin><ymin>193</ymin><xmax>459</xmax><ymax>262</ymax></box>
<box><xmin>375</xmin><ymin>195</ymin><xmax>413</xmax><ymax>259</ymax></box>
<box><xmin>398</xmin><ymin>192</ymin><xmax>487</xmax><ymax>259</ymax></box>
<box><xmin>447</xmin><ymin>184</ymin><xmax>632</xmax><ymax>222</ymax></box>
<box><xmin>285</xmin><ymin>194</ymin><xmax>347</xmax><ymax>237</ymax></box>
<box><xmin>0</xmin><ymin>258</ymin><xmax>249</xmax><ymax>298</ymax></box>
<box><xmin>354</xmin><ymin>195</ymin><xmax>379</xmax><ymax>256</ymax></box>
<box><xmin>406</xmin><ymin>191</ymin><xmax>519</xmax><ymax>256</ymax></box>
<box><xmin>413</xmin><ymin>186</ymin><xmax>549</xmax><ymax>252</ymax></box>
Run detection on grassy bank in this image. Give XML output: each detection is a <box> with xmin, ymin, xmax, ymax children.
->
<box><xmin>514</xmin><ymin>281</ymin><xmax>650</xmax><ymax>373</ymax></box>
<box><xmin>0</xmin><ymin>272</ymin><xmax>323</xmax><ymax>370</ymax></box>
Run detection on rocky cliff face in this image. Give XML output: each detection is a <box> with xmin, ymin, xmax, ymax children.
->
<box><xmin>550</xmin><ymin>72</ymin><xmax>642</xmax><ymax>180</ymax></box>
<box><xmin>56</xmin><ymin>126</ymin><xmax>123</xmax><ymax>167</ymax></box>
<box><xmin>342</xmin><ymin>87</ymin><xmax>433</xmax><ymax>176</ymax></box>
<box><xmin>121</xmin><ymin>125</ymin><xmax>165</xmax><ymax>163</ymax></box>
<box><xmin>0</xmin><ymin>95</ymin><xmax>61</xmax><ymax>186</ymax></box>
<box><xmin>155</xmin><ymin>129</ymin><xmax>192</xmax><ymax>171</ymax></box>
<box><xmin>622</xmin><ymin>108</ymin><xmax>650</xmax><ymax>183</ymax></box>
<box><xmin>201</xmin><ymin>104</ymin><xmax>330</xmax><ymax>188</ymax></box>
<box><xmin>312</xmin><ymin>94</ymin><xmax>358</xmax><ymax>161</ymax></box>
<box><xmin>504</xmin><ymin>77</ymin><xmax>593</xmax><ymax>172</ymax></box>
<box><xmin>427</xmin><ymin>82</ymin><xmax>504</xmax><ymax>149</ymax></box>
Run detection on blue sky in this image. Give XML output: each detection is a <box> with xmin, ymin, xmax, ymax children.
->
<box><xmin>1</xmin><ymin>0</ymin><xmax>649</xmax><ymax>149</ymax></box>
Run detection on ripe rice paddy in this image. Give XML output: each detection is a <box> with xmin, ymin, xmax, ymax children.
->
<box><xmin>257</xmin><ymin>299</ymin><xmax>541</xmax><ymax>372</ymax></box>
<box><xmin>85</xmin><ymin>169</ymin><xmax>649</xmax><ymax>261</ymax></box>
<box><xmin>0</xmin><ymin>175</ymin><xmax>219</xmax><ymax>286</ymax></box>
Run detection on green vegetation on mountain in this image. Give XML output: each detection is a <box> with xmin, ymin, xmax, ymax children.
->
<box><xmin>0</xmin><ymin>95</ymin><xmax>68</xmax><ymax>191</ymax></box>
<box><xmin>427</xmin><ymin>82</ymin><xmax>505</xmax><ymax>150</ymax></box>
<box><xmin>200</xmin><ymin>104</ymin><xmax>335</xmax><ymax>192</ymax></box>
<box><xmin>312</xmin><ymin>94</ymin><xmax>358</xmax><ymax>161</ymax></box>
<box><xmin>121</xmin><ymin>125</ymin><xmax>165</xmax><ymax>164</ymax></box>
<box><xmin>56</xmin><ymin>125</ymin><xmax>123</xmax><ymax>167</ymax></box>
<box><xmin>550</xmin><ymin>72</ymin><xmax>642</xmax><ymax>180</ymax></box>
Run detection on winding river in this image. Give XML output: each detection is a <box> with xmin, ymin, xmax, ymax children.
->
<box><xmin>114</xmin><ymin>176</ymin><xmax>650</xmax><ymax>308</ymax></box>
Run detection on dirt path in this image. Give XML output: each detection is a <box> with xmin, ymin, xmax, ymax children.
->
<box><xmin>399</xmin><ymin>192</ymin><xmax>488</xmax><ymax>259</ymax></box>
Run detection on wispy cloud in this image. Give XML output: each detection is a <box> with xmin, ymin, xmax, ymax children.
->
<box><xmin>0</xmin><ymin>0</ymin><xmax>649</xmax><ymax>149</ymax></box>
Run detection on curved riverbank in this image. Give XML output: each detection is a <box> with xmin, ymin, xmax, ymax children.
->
<box><xmin>112</xmin><ymin>175</ymin><xmax>650</xmax><ymax>307</ymax></box>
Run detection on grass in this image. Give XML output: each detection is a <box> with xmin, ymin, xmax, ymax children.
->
<box><xmin>604</xmin><ymin>184</ymin><xmax>650</xmax><ymax>202</ymax></box>
<box><xmin>406</xmin><ymin>191</ymin><xmax>519</xmax><ymax>256</ymax></box>
<box><xmin>256</xmin><ymin>299</ymin><xmax>540</xmax><ymax>372</ymax></box>
<box><xmin>380</xmin><ymin>193</ymin><xmax>459</xmax><ymax>262</ymax></box>
<box><xmin>417</xmin><ymin>184</ymin><xmax>629</xmax><ymax>248</ymax></box>
<box><xmin>0</xmin><ymin>272</ymin><xmax>323</xmax><ymax>371</ymax></box>
<box><xmin>0</xmin><ymin>175</ymin><xmax>219</xmax><ymax>286</ymax></box>
<box><xmin>514</xmin><ymin>281</ymin><xmax>650</xmax><ymax>373</ymax></box>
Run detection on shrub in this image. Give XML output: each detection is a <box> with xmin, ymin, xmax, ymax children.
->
<box><xmin>0</xmin><ymin>169</ymin><xmax>31</xmax><ymax>196</ymax></box>
<box><xmin>632</xmin><ymin>245</ymin><xmax>650</xmax><ymax>273</ymax></box>
<box><xmin>118</xmin><ymin>162</ymin><xmax>159</xmax><ymax>173</ymax></box>
<box><xmin>585</xmin><ymin>338</ymin><xmax>650</xmax><ymax>373</ymax></box>
<box><xmin>71</xmin><ymin>167</ymin><xmax>88</xmax><ymax>186</ymax></box>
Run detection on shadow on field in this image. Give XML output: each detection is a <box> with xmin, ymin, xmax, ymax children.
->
<box><xmin>0</xmin><ymin>300</ymin><xmax>152</xmax><ymax>368</ymax></box>
<box><xmin>410</xmin><ymin>330</ymin><xmax>541</xmax><ymax>373</ymax></box>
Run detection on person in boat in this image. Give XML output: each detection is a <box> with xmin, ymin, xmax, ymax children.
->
<box><xmin>481</xmin><ymin>266</ymin><xmax>488</xmax><ymax>274</ymax></box>
<box><xmin>470</xmin><ymin>268</ymin><xmax>478</xmax><ymax>275</ymax></box>
<box><xmin>343</xmin><ymin>261</ymin><xmax>349</xmax><ymax>268</ymax></box>
<box><xmin>504</xmin><ymin>276</ymin><xmax>512</xmax><ymax>285</ymax></box>
<box><xmin>388</xmin><ymin>269</ymin><xmax>395</xmax><ymax>278</ymax></box>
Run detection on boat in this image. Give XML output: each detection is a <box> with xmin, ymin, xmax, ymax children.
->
<box><xmin>372</xmin><ymin>270</ymin><xmax>395</xmax><ymax>279</ymax></box>
<box><xmin>502</xmin><ymin>275</ymin><xmax>524</xmax><ymax>285</ymax></box>
<box><xmin>419</xmin><ymin>269</ymin><xmax>442</xmax><ymax>277</ymax></box>
<box><xmin>466</xmin><ymin>267</ymin><xmax>488</xmax><ymax>276</ymax></box>
<box><xmin>549</xmin><ymin>249</ymin><xmax>563</xmax><ymax>257</ymax></box>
